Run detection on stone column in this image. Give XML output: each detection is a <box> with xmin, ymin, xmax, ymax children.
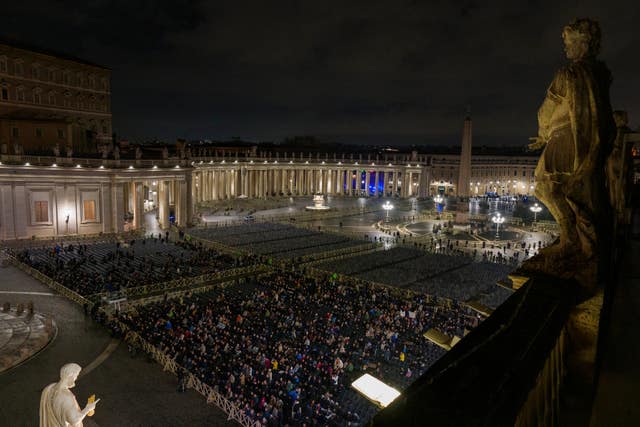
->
<box><xmin>365</xmin><ymin>170</ymin><xmax>371</xmax><ymax>197</ymax></box>
<box><xmin>374</xmin><ymin>171</ymin><xmax>380</xmax><ymax>196</ymax></box>
<box><xmin>185</xmin><ymin>172</ymin><xmax>193</xmax><ymax>226</ymax></box>
<box><xmin>158</xmin><ymin>180</ymin><xmax>170</xmax><ymax>229</ymax></box>
<box><xmin>342</xmin><ymin>170</ymin><xmax>347</xmax><ymax>195</ymax></box>
<box><xmin>295</xmin><ymin>170</ymin><xmax>301</xmax><ymax>195</ymax></box>
<box><xmin>394</xmin><ymin>170</ymin><xmax>400</xmax><ymax>196</ymax></box>
<box><xmin>133</xmin><ymin>181</ymin><xmax>144</xmax><ymax>230</ymax></box>
<box><xmin>212</xmin><ymin>171</ymin><xmax>218</xmax><ymax>200</ymax></box>
<box><xmin>110</xmin><ymin>178</ymin><xmax>124</xmax><ymax>233</ymax></box>
<box><xmin>175</xmin><ymin>179</ymin><xmax>184</xmax><ymax>226</ymax></box>
<box><xmin>198</xmin><ymin>172</ymin><xmax>204</xmax><ymax>202</ymax></box>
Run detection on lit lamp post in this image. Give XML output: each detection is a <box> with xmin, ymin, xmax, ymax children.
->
<box><xmin>382</xmin><ymin>201</ymin><xmax>394</xmax><ymax>222</ymax></box>
<box><xmin>491</xmin><ymin>212</ymin><xmax>505</xmax><ymax>240</ymax></box>
<box><xmin>530</xmin><ymin>203</ymin><xmax>542</xmax><ymax>223</ymax></box>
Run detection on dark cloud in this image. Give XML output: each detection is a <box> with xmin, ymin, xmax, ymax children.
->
<box><xmin>1</xmin><ymin>0</ymin><xmax>638</xmax><ymax>146</ymax></box>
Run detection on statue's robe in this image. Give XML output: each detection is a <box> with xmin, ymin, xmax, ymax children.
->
<box><xmin>40</xmin><ymin>383</ymin><xmax>84</xmax><ymax>427</ymax></box>
<box><xmin>535</xmin><ymin>59</ymin><xmax>615</xmax><ymax>260</ymax></box>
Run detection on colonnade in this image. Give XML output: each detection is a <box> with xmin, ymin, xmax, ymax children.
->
<box><xmin>123</xmin><ymin>172</ymin><xmax>192</xmax><ymax>230</ymax></box>
<box><xmin>192</xmin><ymin>165</ymin><xmax>428</xmax><ymax>202</ymax></box>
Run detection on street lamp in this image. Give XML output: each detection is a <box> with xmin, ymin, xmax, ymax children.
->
<box><xmin>530</xmin><ymin>203</ymin><xmax>542</xmax><ymax>223</ymax></box>
<box><xmin>382</xmin><ymin>201</ymin><xmax>394</xmax><ymax>222</ymax></box>
<box><xmin>491</xmin><ymin>212</ymin><xmax>505</xmax><ymax>240</ymax></box>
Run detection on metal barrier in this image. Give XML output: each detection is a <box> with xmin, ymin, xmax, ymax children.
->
<box><xmin>6</xmin><ymin>255</ymin><xmax>93</xmax><ymax>308</ymax></box>
<box><xmin>120</xmin><ymin>323</ymin><xmax>260</xmax><ymax>427</ymax></box>
<box><xmin>90</xmin><ymin>264</ymin><xmax>270</xmax><ymax>301</ymax></box>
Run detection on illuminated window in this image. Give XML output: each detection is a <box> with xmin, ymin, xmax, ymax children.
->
<box><xmin>83</xmin><ymin>200</ymin><xmax>96</xmax><ymax>221</ymax></box>
<box><xmin>34</xmin><ymin>201</ymin><xmax>48</xmax><ymax>222</ymax></box>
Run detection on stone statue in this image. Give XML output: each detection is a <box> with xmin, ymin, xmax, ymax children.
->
<box><xmin>113</xmin><ymin>145</ymin><xmax>120</xmax><ymax>160</ymax></box>
<box><xmin>523</xmin><ymin>19</ymin><xmax>616</xmax><ymax>289</ymax></box>
<box><xmin>135</xmin><ymin>145</ymin><xmax>142</xmax><ymax>160</ymax></box>
<box><xmin>162</xmin><ymin>146</ymin><xmax>169</xmax><ymax>159</ymax></box>
<box><xmin>66</xmin><ymin>146</ymin><xmax>73</xmax><ymax>158</ymax></box>
<box><xmin>606</xmin><ymin>110</ymin><xmax>634</xmax><ymax>228</ymax></box>
<box><xmin>53</xmin><ymin>143</ymin><xmax>60</xmax><ymax>157</ymax></box>
<box><xmin>40</xmin><ymin>363</ymin><xmax>100</xmax><ymax>427</ymax></box>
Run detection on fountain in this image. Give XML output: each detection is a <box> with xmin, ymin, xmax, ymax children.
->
<box><xmin>305</xmin><ymin>194</ymin><xmax>331</xmax><ymax>211</ymax></box>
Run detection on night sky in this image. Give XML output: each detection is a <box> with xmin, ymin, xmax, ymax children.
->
<box><xmin>1</xmin><ymin>0</ymin><xmax>638</xmax><ymax>146</ymax></box>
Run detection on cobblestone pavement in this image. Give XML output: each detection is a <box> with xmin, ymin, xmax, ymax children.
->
<box><xmin>0</xmin><ymin>266</ymin><xmax>230</xmax><ymax>427</ymax></box>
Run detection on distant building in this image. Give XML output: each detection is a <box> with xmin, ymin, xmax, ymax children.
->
<box><xmin>0</xmin><ymin>41</ymin><xmax>112</xmax><ymax>155</ymax></box>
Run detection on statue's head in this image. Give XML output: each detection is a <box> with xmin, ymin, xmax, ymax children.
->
<box><xmin>59</xmin><ymin>363</ymin><xmax>82</xmax><ymax>389</ymax></box>
<box><xmin>562</xmin><ymin>18</ymin><xmax>601</xmax><ymax>61</ymax></box>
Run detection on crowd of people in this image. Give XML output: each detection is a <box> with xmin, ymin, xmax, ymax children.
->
<box><xmin>113</xmin><ymin>271</ymin><xmax>476</xmax><ymax>426</ymax></box>
<box><xmin>12</xmin><ymin>237</ymin><xmax>243</xmax><ymax>296</ymax></box>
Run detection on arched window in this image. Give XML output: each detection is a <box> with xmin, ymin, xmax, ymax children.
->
<box><xmin>14</xmin><ymin>59</ymin><xmax>24</xmax><ymax>76</ymax></box>
<box><xmin>33</xmin><ymin>87</ymin><xmax>42</xmax><ymax>104</ymax></box>
<box><xmin>31</xmin><ymin>63</ymin><xmax>40</xmax><ymax>79</ymax></box>
<box><xmin>63</xmin><ymin>90</ymin><xmax>72</xmax><ymax>108</ymax></box>
<box><xmin>16</xmin><ymin>86</ymin><xmax>25</xmax><ymax>102</ymax></box>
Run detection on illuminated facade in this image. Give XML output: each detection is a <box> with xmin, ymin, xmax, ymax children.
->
<box><xmin>0</xmin><ymin>41</ymin><xmax>112</xmax><ymax>155</ymax></box>
<box><xmin>430</xmin><ymin>154</ymin><xmax>537</xmax><ymax>196</ymax></box>
<box><xmin>0</xmin><ymin>147</ymin><xmax>539</xmax><ymax>239</ymax></box>
<box><xmin>0</xmin><ymin>44</ymin><xmax>540</xmax><ymax>239</ymax></box>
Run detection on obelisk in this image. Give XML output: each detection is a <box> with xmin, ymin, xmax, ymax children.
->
<box><xmin>456</xmin><ymin>112</ymin><xmax>472</xmax><ymax>221</ymax></box>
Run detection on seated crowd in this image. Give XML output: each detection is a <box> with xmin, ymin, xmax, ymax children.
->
<box><xmin>12</xmin><ymin>237</ymin><xmax>244</xmax><ymax>296</ymax></box>
<box><xmin>112</xmin><ymin>271</ymin><xmax>477</xmax><ymax>426</ymax></box>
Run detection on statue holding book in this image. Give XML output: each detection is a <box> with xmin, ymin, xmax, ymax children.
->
<box><xmin>40</xmin><ymin>363</ymin><xmax>99</xmax><ymax>427</ymax></box>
